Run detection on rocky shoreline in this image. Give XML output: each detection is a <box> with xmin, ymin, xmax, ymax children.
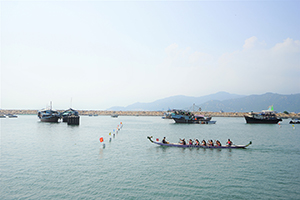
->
<box><xmin>0</xmin><ymin>109</ymin><xmax>299</xmax><ymax>118</ymax></box>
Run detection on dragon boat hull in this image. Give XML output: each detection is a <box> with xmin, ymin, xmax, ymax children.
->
<box><xmin>147</xmin><ymin>136</ymin><xmax>252</xmax><ymax>149</ymax></box>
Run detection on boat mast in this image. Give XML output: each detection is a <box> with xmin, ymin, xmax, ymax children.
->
<box><xmin>192</xmin><ymin>103</ymin><xmax>201</xmax><ymax>112</ymax></box>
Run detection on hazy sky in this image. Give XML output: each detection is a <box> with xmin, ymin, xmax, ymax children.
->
<box><xmin>1</xmin><ymin>0</ymin><xmax>299</xmax><ymax>110</ymax></box>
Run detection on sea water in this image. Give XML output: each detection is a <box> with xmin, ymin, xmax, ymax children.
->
<box><xmin>1</xmin><ymin>115</ymin><xmax>299</xmax><ymax>199</ymax></box>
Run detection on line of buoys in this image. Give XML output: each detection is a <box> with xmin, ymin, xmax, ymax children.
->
<box><xmin>292</xmin><ymin>124</ymin><xmax>295</xmax><ymax>129</ymax></box>
<box><xmin>99</xmin><ymin>122</ymin><xmax>123</xmax><ymax>149</ymax></box>
<box><xmin>277</xmin><ymin>122</ymin><xmax>296</xmax><ymax>130</ymax></box>
<box><xmin>277</xmin><ymin>122</ymin><xmax>297</xmax><ymax>130</ymax></box>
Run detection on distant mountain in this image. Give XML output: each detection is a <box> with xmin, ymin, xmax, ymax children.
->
<box><xmin>107</xmin><ymin>92</ymin><xmax>300</xmax><ymax>113</ymax></box>
<box><xmin>107</xmin><ymin>91</ymin><xmax>245</xmax><ymax>111</ymax></box>
<box><xmin>200</xmin><ymin>92</ymin><xmax>300</xmax><ymax>113</ymax></box>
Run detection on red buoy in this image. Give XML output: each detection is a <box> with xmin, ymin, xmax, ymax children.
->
<box><xmin>99</xmin><ymin>137</ymin><xmax>104</xmax><ymax>142</ymax></box>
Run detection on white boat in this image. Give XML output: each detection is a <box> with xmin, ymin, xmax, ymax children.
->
<box><xmin>7</xmin><ymin>114</ymin><xmax>18</xmax><ymax>118</ymax></box>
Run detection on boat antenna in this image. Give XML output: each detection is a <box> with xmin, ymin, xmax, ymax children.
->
<box><xmin>192</xmin><ymin>103</ymin><xmax>201</xmax><ymax>112</ymax></box>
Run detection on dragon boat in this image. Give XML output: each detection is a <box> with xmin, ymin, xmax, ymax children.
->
<box><xmin>147</xmin><ymin>136</ymin><xmax>252</xmax><ymax>149</ymax></box>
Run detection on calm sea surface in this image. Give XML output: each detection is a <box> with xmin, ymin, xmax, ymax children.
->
<box><xmin>1</xmin><ymin>115</ymin><xmax>300</xmax><ymax>199</ymax></box>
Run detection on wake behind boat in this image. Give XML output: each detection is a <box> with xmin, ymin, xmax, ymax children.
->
<box><xmin>147</xmin><ymin>136</ymin><xmax>252</xmax><ymax>149</ymax></box>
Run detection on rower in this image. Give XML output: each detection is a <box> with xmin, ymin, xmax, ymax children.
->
<box><xmin>226</xmin><ymin>139</ymin><xmax>233</xmax><ymax>146</ymax></box>
<box><xmin>216</xmin><ymin>140</ymin><xmax>221</xmax><ymax>146</ymax></box>
<box><xmin>180</xmin><ymin>138</ymin><xmax>186</xmax><ymax>145</ymax></box>
<box><xmin>195</xmin><ymin>139</ymin><xmax>200</xmax><ymax>146</ymax></box>
<box><xmin>189</xmin><ymin>139</ymin><xmax>193</xmax><ymax>145</ymax></box>
<box><xmin>202</xmin><ymin>140</ymin><xmax>206</xmax><ymax>146</ymax></box>
<box><xmin>208</xmin><ymin>140</ymin><xmax>214</xmax><ymax>146</ymax></box>
<box><xmin>162</xmin><ymin>137</ymin><xmax>168</xmax><ymax>144</ymax></box>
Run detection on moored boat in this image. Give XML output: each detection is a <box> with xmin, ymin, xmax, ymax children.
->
<box><xmin>289</xmin><ymin>118</ymin><xmax>300</xmax><ymax>124</ymax></box>
<box><xmin>7</xmin><ymin>114</ymin><xmax>18</xmax><ymax>118</ymax></box>
<box><xmin>61</xmin><ymin>108</ymin><xmax>79</xmax><ymax>122</ymax></box>
<box><xmin>170</xmin><ymin>109</ymin><xmax>216</xmax><ymax>124</ymax></box>
<box><xmin>38</xmin><ymin>102</ymin><xmax>61</xmax><ymax>122</ymax></box>
<box><xmin>147</xmin><ymin>136</ymin><xmax>252</xmax><ymax>149</ymax></box>
<box><xmin>38</xmin><ymin>109</ymin><xmax>61</xmax><ymax>122</ymax></box>
<box><xmin>244</xmin><ymin>105</ymin><xmax>282</xmax><ymax>124</ymax></box>
<box><xmin>162</xmin><ymin>110</ymin><xmax>175</xmax><ymax>119</ymax></box>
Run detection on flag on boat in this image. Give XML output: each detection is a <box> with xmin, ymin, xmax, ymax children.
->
<box><xmin>268</xmin><ymin>105</ymin><xmax>274</xmax><ymax>111</ymax></box>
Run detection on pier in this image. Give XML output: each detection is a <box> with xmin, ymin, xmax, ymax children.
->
<box><xmin>67</xmin><ymin>115</ymin><xmax>80</xmax><ymax>125</ymax></box>
<box><xmin>0</xmin><ymin>109</ymin><xmax>299</xmax><ymax>118</ymax></box>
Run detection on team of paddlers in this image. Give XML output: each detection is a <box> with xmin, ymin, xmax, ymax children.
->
<box><xmin>162</xmin><ymin>137</ymin><xmax>233</xmax><ymax>146</ymax></box>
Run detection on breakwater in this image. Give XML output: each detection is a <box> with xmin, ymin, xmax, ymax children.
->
<box><xmin>1</xmin><ymin>109</ymin><xmax>299</xmax><ymax>118</ymax></box>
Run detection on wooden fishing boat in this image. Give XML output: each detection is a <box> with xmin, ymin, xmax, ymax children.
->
<box><xmin>147</xmin><ymin>136</ymin><xmax>252</xmax><ymax>149</ymax></box>
<box><xmin>244</xmin><ymin>106</ymin><xmax>282</xmax><ymax>124</ymax></box>
<box><xmin>38</xmin><ymin>109</ymin><xmax>61</xmax><ymax>122</ymax></box>
<box><xmin>61</xmin><ymin>108</ymin><xmax>79</xmax><ymax>122</ymax></box>
<box><xmin>38</xmin><ymin>101</ymin><xmax>61</xmax><ymax>122</ymax></box>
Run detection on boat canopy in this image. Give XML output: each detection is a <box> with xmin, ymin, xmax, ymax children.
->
<box><xmin>38</xmin><ymin>109</ymin><xmax>59</xmax><ymax>113</ymax></box>
<box><xmin>260</xmin><ymin>110</ymin><xmax>277</xmax><ymax>114</ymax></box>
<box><xmin>61</xmin><ymin>108</ymin><xmax>79</xmax><ymax>116</ymax></box>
